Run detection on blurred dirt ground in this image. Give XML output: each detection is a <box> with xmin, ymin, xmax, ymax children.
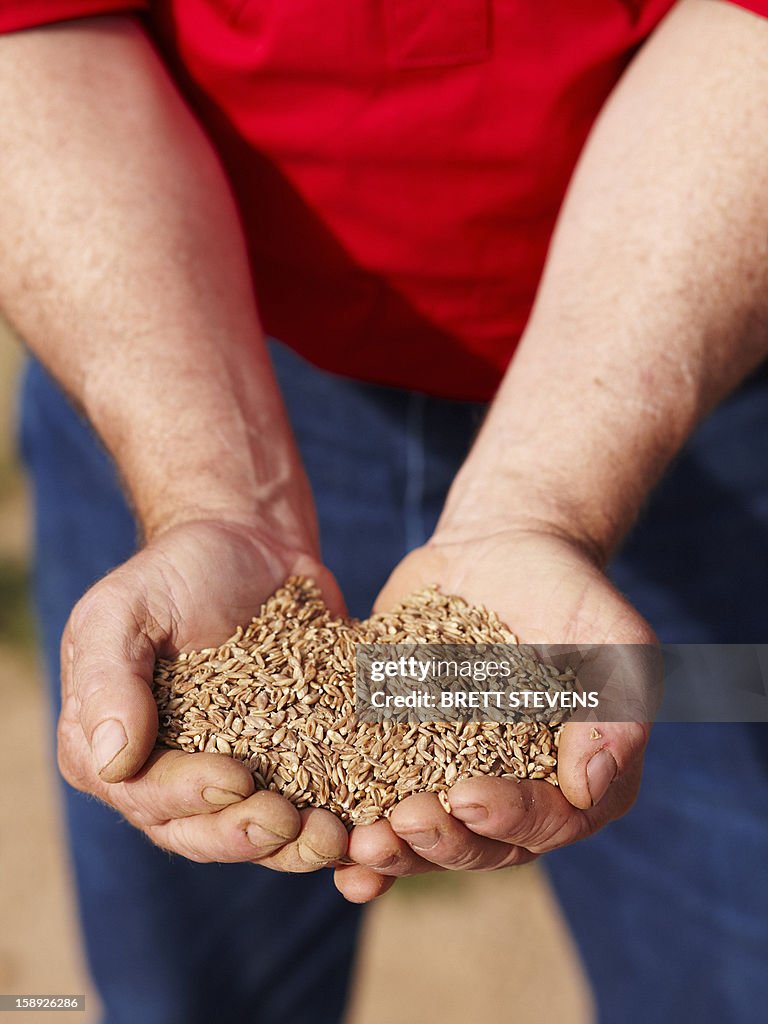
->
<box><xmin>0</xmin><ymin>321</ymin><xmax>593</xmax><ymax>1024</ymax></box>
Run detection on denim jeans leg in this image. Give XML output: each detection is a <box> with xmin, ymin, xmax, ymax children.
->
<box><xmin>546</xmin><ymin>378</ymin><xmax>768</xmax><ymax>1023</ymax></box>
<box><xmin>22</xmin><ymin>339</ymin><xmax>768</xmax><ymax>1022</ymax></box>
<box><xmin>275</xmin><ymin>353</ymin><xmax>768</xmax><ymax>1022</ymax></box>
<box><xmin>18</xmin><ymin>358</ymin><xmax>362</xmax><ymax>1024</ymax></box>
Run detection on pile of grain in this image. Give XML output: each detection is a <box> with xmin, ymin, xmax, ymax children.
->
<box><xmin>153</xmin><ymin>577</ymin><xmax>565</xmax><ymax>827</ymax></box>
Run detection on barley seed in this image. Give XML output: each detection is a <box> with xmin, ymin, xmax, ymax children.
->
<box><xmin>153</xmin><ymin>576</ymin><xmax>564</xmax><ymax>827</ymax></box>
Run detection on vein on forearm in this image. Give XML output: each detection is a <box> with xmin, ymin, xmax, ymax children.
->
<box><xmin>441</xmin><ymin>0</ymin><xmax>768</xmax><ymax>559</ymax></box>
<box><xmin>0</xmin><ymin>17</ymin><xmax>314</xmax><ymax>547</ymax></box>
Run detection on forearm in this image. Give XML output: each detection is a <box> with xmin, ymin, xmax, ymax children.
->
<box><xmin>0</xmin><ymin>17</ymin><xmax>314</xmax><ymax>545</ymax></box>
<box><xmin>440</xmin><ymin>0</ymin><xmax>768</xmax><ymax>560</ymax></box>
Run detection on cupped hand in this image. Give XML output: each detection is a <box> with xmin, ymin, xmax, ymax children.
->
<box><xmin>335</xmin><ymin>525</ymin><xmax>658</xmax><ymax>902</ymax></box>
<box><xmin>58</xmin><ymin>518</ymin><xmax>348</xmax><ymax>870</ymax></box>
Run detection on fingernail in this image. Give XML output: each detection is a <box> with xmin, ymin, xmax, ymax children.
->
<box><xmin>246</xmin><ymin>822</ymin><xmax>293</xmax><ymax>847</ymax></box>
<box><xmin>451</xmin><ymin>803</ymin><xmax>487</xmax><ymax>824</ymax></box>
<box><xmin>202</xmin><ymin>786</ymin><xmax>245</xmax><ymax>807</ymax></box>
<box><xmin>298</xmin><ymin>841</ymin><xmax>331</xmax><ymax>865</ymax></box>
<box><xmin>92</xmin><ymin>719</ymin><xmax>128</xmax><ymax>776</ymax></box>
<box><xmin>587</xmin><ymin>749</ymin><xmax>617</xmax><ymax>805</ymax></box>
<box><xmin>402</xmin><ymin>829</ymin><xmax>439</xmax><ymax>851</ymax></box>
<box><xmin>371</xmin><ymin>853</ymin><xmax>397</xmax><ymax>870</ymax></box>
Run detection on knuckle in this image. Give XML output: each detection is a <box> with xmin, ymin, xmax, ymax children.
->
<box><xmin>629</xmin><ymin>720</ymin><xmax>651</xmax><ymax>748</ymax></box>
<box><xmin>183</xmin><ymin>850</ymin><xmax>213</xmax><ymax>864</ymax></box>
<box><xmin>503</xmin><ymin>846</ymin><xmax>537</xmax><ymax>868</ymax></box>
<box><xmin>148</xmin><ymin>821</ymin><xmax>212</xmax><ymax>863</ymax></box>
<box><xmin>488</xmin><ymin>845</ymin><xmax>533</xmax><ymax>870</ymax></box>
<box><xmin>144</xmin><ymin>826</ymin><xmax>177</xmax><ymax>857</ymax></box>
<box><xmin>617</xmin><ymin>722</ymin><xmax>651</xmax><ymax>764</ymax></box>
<box><xmin>442</xmin><ymin>842</ymin><xmax>489</xmax><ymax>871</ymax></box>
<box><xmin>525</xmin><ymin>812</ymin><xmax>584</xmax><ymax>853</ymax></box>
<box><xmin>114</xmin><ymin>788</ymin><xmax>157</xmax><ymax>829</ymax></box>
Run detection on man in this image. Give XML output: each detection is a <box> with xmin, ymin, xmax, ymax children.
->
<box><xmin>1</xmin><ymin>1</ymin><xmax>767</xmax><ymax>1021</ymax></box>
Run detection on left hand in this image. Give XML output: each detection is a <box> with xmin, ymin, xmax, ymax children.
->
<box><xmin>334</xmin><ymin>524</ymin><xmax>657</xmax><ymax>902</ymax></box>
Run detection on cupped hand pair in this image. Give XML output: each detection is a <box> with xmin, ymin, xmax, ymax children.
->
<box><xmin>58</xmin><ymin>519</ymin><xmax>655</xmax><ymax>903</ymax></box>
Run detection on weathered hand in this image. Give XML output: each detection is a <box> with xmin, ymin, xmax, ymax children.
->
<box><xmin>335</xmin><ymin>525</ymin><xmax>656</xmax><ymax>902</ymax></box>
<box><xmin>58</xmin><ymin>519</ymin><xmax>348</xmax><ymax>871</ymax></box>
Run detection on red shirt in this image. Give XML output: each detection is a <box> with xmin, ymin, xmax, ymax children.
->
<box><xmin>2</xmin><ymin>0</ymin><xmax>768</xmax><ymax>399</ymax></box>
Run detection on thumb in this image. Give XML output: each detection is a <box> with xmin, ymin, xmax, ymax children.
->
<box><xmin>546</xmin><ymin>620</ymin><xmax>660</xmax><ymax>809</ymax></box>
<box><xmin>556</xmin><ymin>720</ymin><xmax>650</xmax><ymax>810</ymax></box>
<box><xmin>63</xmin><ymin>584</ymin><xmax>160</xmax><ymax>784</ymax></box>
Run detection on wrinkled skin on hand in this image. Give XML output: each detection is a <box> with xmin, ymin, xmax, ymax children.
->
<box><xmin>334</xmin><ymin>527</ymin><xmax>657</xmax><ymax>903</ymax></box>
<box><xmin>58</xmin><ymin>519</ymin><xmax>349</xmax><ymax>871</ymax></box>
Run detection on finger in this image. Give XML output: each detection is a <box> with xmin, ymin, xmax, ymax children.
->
<box><xmin>149</xmin><ymin>789</ymin><xmax>302</xmax><ymax>862</ymax></box>
<box><xmin>57</xmin><ymin>727</ymin><xmax>258</xmax><ymax>827</ymax></box>
<box><xmin>108</xmin><ymin>749</ymin><xmax>255</xmax><ymax>826</ymax></box>
<box><xmin>447</xmin><ymin>776</ymin><xmax>589</xmax><ymax>852</ymax></box>
<box><xmin>389</xmin><ymin>792</ymin><xmax>537</xmax><ymax>870</ymax></box>
<box><xmin>557</xmin><ymin>720</ymin><xmax>649</xmax><ymax>810</ymax></box>
<box><xmin>257</xmin><ymin>807</ymin><xmax>349</xmax><ymax>873</ymax></box>
<box><xmin>65</xmin><ymin>585</ymin><xmax>160</xmax><ymax>782</ymax></box>
<box><xmin>334</xmin><ymin>864</ymin><xmax>397</xmax><ymax>903</ymax></box>
<box><xmin>348</xmin><ymin>818</ymin><xmax>441</xmax><ymax>877</ymax></box>
<box><xmin>348</xmin><ymin>819</ymin><xmax>435</xmax><ymax>876</ymax></box>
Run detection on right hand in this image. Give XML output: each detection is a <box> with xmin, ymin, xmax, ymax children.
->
<box><xmin>58</xmin><ymin>518</ymin><xmax>349</xmax><ymax>871</ymax></box>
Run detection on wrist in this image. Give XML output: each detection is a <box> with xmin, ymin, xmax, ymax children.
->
<box><xmin>80</xmin><ymin>346</ymin><xmax>320</xmax><ymax>552</ymax></box>
<box><xmin>435</xmin><ymin>459</ymin><xmax>625</xmax><ymax>569</ymax></box>
<box><xmin>436</xmin><ymin>359</ymin><xmax>687</xmax><ymax>566</ymax></box>
<box><xmin>140</xmin><ymin>498</ymin><xmax>314</xmax><ymax>551</ymax></box>
<box><xmin>137</xmin><ymin>467</ymin><xmax>319</xmax><ymax>554</ymax></box>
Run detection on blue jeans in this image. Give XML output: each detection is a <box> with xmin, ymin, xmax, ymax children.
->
<box><xmin>19</xmin><ymin>344</ymin><xmax>768</xmax><ymax>1023</ymax></box>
